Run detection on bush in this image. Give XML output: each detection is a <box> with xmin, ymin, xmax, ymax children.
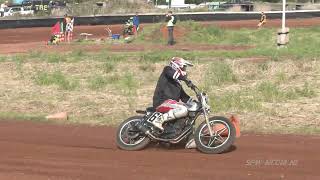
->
<box><xmin>204</xmin><ymin>61</ymin><xmax>237</xmax><ymax>88</ymax></box>
<box><xmin>88</xmin><ymin>75</ymin><xmax>108</xmax><ymax>90</ymax></box>
<box><xmin>34</xmin><ymin>71</ymin><xmax>79</xmax><ymax>90</ymax></box>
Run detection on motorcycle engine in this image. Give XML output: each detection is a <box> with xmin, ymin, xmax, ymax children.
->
<box><xmin>160</xmin><ymin>118</ymin><xmax>187</xmax><ymax>139</ymax></box>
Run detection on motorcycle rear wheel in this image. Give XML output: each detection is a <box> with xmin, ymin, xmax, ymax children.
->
<box><xmin>116</xmin><ymin>116</ymin><xmax>151</xmax><ymax>151</ymax></box>
<box><xmin>195</xmin><ymin>116</ymin><xmax>236</xmax><ymax>154</ymax></box>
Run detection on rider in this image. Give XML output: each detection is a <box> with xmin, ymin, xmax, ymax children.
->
<box><xmin>152</xmin><ymin>57</ymin><xmax>196</xmax><ymax>148</ymax></box>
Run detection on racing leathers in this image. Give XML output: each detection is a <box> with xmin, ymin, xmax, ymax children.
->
<box><xmin>152</xmin><ymin>66</ymin><xmax>192</xmax><ymax>130</ymax></box>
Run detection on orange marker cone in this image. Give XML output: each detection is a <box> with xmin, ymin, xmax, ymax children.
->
<box><xmin>230</xmin><ymin>115</ymin><xmax>241</xmax><ymax>138</ymax></box>
<box><xmin>204</xmin><ymin>116</ymin><xmax>241</xmax><ymax>138</ymax></box>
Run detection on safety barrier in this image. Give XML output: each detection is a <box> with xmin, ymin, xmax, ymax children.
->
<box><xmin>0</xmin><ymin>10</ymin><xmax>319</xmax><ymax>29</ymax></box>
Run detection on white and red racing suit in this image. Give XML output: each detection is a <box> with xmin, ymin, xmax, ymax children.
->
<box><xmin>152</xmin><ymin>66</ymin><xmax>191</xmax><ymax>121</ymax></box>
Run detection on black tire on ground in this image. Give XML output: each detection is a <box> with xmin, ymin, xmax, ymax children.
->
<box><xmin>194</xmin><ymin>116</ymin><xmax>236</xmax><ymax>154</ymax></box>
<box><xmin>116</xmin><ymin>116</ymin><xmax>151</xmax><ymax>151</ymax></box>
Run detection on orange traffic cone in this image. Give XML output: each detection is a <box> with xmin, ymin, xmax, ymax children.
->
<box><xmin>230</xmin><ymin>115</ymin><xmax>241</xmax><ymax>138</ymax></box>
<box><xmin>202</xmin><ymin>116</ymin><xmax>241</xmax><ymax>138</ymax></box>
<box><xmin>211</xmin><ymin>115</ymin><xmax>241</xmax><ymax>138</ymax></box>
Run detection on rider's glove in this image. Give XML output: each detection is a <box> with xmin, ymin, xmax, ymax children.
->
<box><xmin>185</xmin><ymin>80</ymin><xmax>194</xmax><ymax>88</ymax></box>
<box><xmin>187</xmin><ymin>98</ymin><xmax>194</xmax><ymax>104</ymax></box>
<box><xmin>180</xmin><ymin>73</ymin><xmax>187</xmax><ymax>81</ymax></box>
<box><xmin>187</xmin><ymin>97</ymin><xmax>198</xmax><ymax>105</ymax></box>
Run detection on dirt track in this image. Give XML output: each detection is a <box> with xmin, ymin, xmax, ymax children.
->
<box><xmin>1</xmin><ymin>18</ymin><xmax>320</xmax><ymax>44</ymax></box>
<box><xmin>0</xmin><ymin>18</ymin><xmax>319</xmax><ymax>179</ymax></box>
<box><xmin>0</xmin><ymin>120</ymin><xmax>318</xmax><ymax>180</ymax></box>
<box><xmin>0</xmin><ymin>18</ymin><xmax>320</xmax><ymax>54</ymax></box>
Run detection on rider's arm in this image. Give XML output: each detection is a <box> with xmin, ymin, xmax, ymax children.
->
<box><xmin>164</xmin><ymin>66</ymin><xmax>187</xmax><ymax>81</ymax></box>
<box><xmin>164</xmin><ymin>66</ymin><xmax>193</xmax><ymax>103</ymax></box>
<box><xmin>180</xmin><ymin>88</ymin><xmax>191</xmax><ymax>103</ymax></box>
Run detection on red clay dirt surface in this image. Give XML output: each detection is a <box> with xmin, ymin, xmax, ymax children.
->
<box><xmin>0</xmin><ymin>18</ymin><xmax>319</xmax><ymax>179</ymax></box>
<box><xmin>0</xmin><ymin>17</ymin><xmax>320</xmax><ymax>54</ymax></box>
<box><xmin>0</xmin><ymin>120</ymin><xmax>319</xmax><ymax>180</ymax></box>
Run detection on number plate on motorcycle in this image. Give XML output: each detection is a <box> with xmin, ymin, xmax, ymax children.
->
<box><xmin>147</xmin><ymin>112</ymin><xmax>162</xmax><ymax>123</ymax></box>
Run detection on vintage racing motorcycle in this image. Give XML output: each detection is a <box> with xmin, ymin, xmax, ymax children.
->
<box><xmin>116</xmin><ymin>80</ymin><xmax>237</xmax><ymax>154</ymax></box>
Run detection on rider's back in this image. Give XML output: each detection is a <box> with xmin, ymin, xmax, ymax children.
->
<box><xmin>152</xmin><ymin>66</ymin><xmax>189</xmax><ymax>108</ymax></box>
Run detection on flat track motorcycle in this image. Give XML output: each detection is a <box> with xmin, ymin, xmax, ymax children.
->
<box><xmin>116</xmin><ymin>80</ymin><xmax>236</xmax><ymax>154</ymax></box>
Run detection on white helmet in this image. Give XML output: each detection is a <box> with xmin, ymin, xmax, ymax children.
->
<box><xmin>169</xmin><ymin>57</ymin><xmax>193</xmax><ymax>75</ymax></box>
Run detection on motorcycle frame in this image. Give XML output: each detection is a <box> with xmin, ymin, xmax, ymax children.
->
<box><xmin>136</xmin><ymin>80</ymin><xmax>213</xmax><ymax>144</ymax></box>
<box><xmin>141</xmin><ymin>111</ymin><xmax>202</xmax><ymax>144</ymax></box>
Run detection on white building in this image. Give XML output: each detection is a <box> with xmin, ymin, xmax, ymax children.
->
<box><xmin>171</xmin><ymin>0</ymin><xmax>185</xmax><ymax>6</ymax></box>
<box><xmin>166</xmin><ymin>0</ymin><xmax>187</xmax><ymax>8</ymax></box>
<box><xmin>156</xmin><ymin>0</ymin><xmax>187</xmax><ymax>9</ymax></box>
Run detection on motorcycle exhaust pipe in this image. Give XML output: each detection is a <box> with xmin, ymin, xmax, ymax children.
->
<box><xmin>137</xmin><ymin>123</ymin><xmax>193</xmax><ymax>144</ymax></box>
<box><xmin>145</xmin><ymin>127</ymin><xmax>193</xmax><ymax>144</ymax></box>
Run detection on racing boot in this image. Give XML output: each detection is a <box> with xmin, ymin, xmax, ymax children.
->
<box><xmin>185</xmin><ymin>133</ymin><xmax>197</xmax><ymax>149</ymax></box>
<box><xmin>185</xmin><ymin>138</ymin><xmax>197</xmax><ymax>149</ymax></box>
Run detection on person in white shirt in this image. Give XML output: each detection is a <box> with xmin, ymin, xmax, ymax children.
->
<box><xmin>165</xmin><ymin>11</ymin><xmax>176</xmax><ymax>45</ymax></box>
<box><xmin>0</xmin><ymin>2</ymin><xmax>8</xmax><ymax>17</ymax></box>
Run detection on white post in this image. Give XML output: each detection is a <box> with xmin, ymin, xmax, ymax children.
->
<box><xmin>277</xmin><ymin>0</ymin><xmax>289</xmax><ymax>47</ymax></box>
<box><xmin>282</xmin><ymin>0</ymin><xmax>286</xmax><ymax>31</ymax></box>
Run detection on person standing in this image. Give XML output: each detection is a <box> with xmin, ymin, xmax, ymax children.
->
<box><xmin>0</xmin><ymin>1</ymin><xmax>8</xmax><ymax>17</ymax></box>
<box><xmin>62</xmin><ymin>14</ymin><xmax>68</xmax><ymax>41</ymax></box>
<box><xmin>166</xmin><ymin>11</ymin><xmax>176</xmax><ymax>46</ymax></box>
<box><xmin>124</xmin><ymin>17</ymin><xmax>134</xmax><ymax>37</ymax></box>
<box><xmin>64</xmin><ymin>14</ymin><xmax>74</xmax><ymax>43</ymax></box>
<box><xmin>133</xmin><ymin>12</ymin><xmax>140</xmax><ymax>36</ymax></box>
<box><xmin>257</xmin><ymin>12</ymin><xmax>267</xmax><ymax>28</ymax></box>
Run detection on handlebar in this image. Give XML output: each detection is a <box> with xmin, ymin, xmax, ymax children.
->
<box><xmin>184</xmin><ymin>78</ymin><xmax>200</xmax><ymax>95</ymax></box>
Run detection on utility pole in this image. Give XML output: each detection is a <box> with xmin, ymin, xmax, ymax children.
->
<box><xmin>282</xmin><ymin>0</ymin><xmax>285</xmax><ymax>32</ymax></box>
<box><xmin>277</xmin><ymin>0</ymin><xmax>289</xmax><ymax>48</ymax></box>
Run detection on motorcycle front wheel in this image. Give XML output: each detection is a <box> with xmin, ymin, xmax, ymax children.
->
<box><xmin>195</xmin><ymin>116</ymin><xmax>236</xmax><ymax>154</ymax></box>
<box><xmin>116</xmin><ymin>116</ymin><xmax>151</xmax><ymax>151</ymax></box>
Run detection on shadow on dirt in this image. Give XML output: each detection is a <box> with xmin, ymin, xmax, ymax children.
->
<box><xmin>146</xmin><ymin>142</ymin><xmax>237</xmax><ymax>154</ymax></box>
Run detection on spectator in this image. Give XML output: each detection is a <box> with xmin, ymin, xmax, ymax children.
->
<box><xmin>123</xmin><ymin>17</ymin><xmax>134</xmax><ymax>36</ymax></box>
<box><xmin>64</xmin><ymin>14</ymin><xmax>74</xmax><ymax>43</ymax></box>
<box><xmin>0</xmin><ymin>1</ymin><xmax>8</xmax><ymax>17</ymax></box>
<box><xmin>49</xmin><ymin>1</ymin><xmax>53</xmax><ymax>8</ymax></box>
<box><xmin>165</xmin><ymin>11</ymin><xmax>176</xmax><ymax>46</ymax></box>
<box><xmin>257</xmin><ymin>12</ymin><xmax>267</xmax><ymax>28</ymax></box>
<box><xmin>63</xmin><ymin>14</ymin><xmax>68</xmax><ymax>36</ymax></box>
<box><xmin>133</xmin><ymin>12</ymin><xmax>140</xmax><ymax>36</ymax></box>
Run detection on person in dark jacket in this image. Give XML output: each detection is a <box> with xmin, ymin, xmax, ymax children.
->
<box><xmin>152</xmin><ymin>57</ymin><xmax>193</xmax><ymax>131</ymax></box>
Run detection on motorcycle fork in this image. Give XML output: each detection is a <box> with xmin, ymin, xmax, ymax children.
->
<box><xmin>203</xmin><ymin>110</ymin><xmax>214</xmax><ymax>137</ymax></box>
